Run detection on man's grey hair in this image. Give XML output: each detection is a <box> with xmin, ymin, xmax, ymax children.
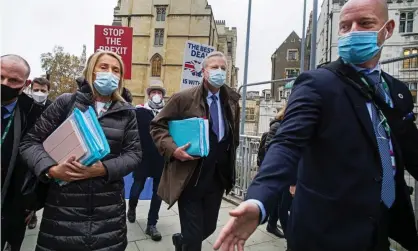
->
<box><xmin>202</xmin><ymin>51</ymin><xmax>228</xmax><ymax>69</ymax></box>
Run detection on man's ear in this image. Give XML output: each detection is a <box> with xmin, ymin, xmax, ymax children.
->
<box><xmin>385</xmin><ymin>19</ymin><xmax>395</xmax><ymax>40</ymax></box>
<box><xmin>25</xmin><ymin>79</ymin><xmax>32</xmax><ymax>88</ymax></box>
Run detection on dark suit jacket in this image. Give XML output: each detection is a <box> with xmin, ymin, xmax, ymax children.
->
<box><xmin>1</xmin><ymin>93</ymin><xmax>44</xmax><ymax>211</ymax></box>
<box><xmin>246</xmin><ymin>60</ymin><xmax>418</xmax><ymax>251</ymax></box>
<box><xmin>44</xmin><ymin>99</ymin><xmax>52</xmax><ymax>108</ymax></box>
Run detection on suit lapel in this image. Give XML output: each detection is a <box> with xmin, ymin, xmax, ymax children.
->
<box><xmin>326</xmin><ymin>59</ymin><xmax>378</xmax><ymax>149</ymax></box>
<box><xmin>344</xmin><ymin>86</ymin><xmax>378</xmax><ymax>149</ymax></box>
<box><xmin>381</xmin><ymin>72</ymin><xmax>405</xmax><ymax>108</ymax></box>
<box><xmin>1</xmin><ymin>104</ymin><xmax>22</xmax><ymax>206</ymax></box>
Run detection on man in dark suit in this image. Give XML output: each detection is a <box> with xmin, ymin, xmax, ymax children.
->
<box><xmin>1</xmin><ymin>54</ymin><xmax>45</xmax><ymax>251</ymax></box>
<box><xmin>150</xmin><ymin>51</ymin><xmax>240</xmax><ymax>251</ymax></box>
<box><xmin>26</xmin><ymin>77</ymin><xmax>52</xmax><ymax>230</ymax></box>
<box><xmin>127</xmin><ymin>84</ymin><xmax>166</xmax><ymax>241</ymax></box>
<box><xmin>213</xmin><ymin>0</ymin><xmax>418</xmax><ymax>251</ymax></box>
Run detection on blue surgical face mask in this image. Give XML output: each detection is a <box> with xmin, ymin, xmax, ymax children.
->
<box><xmin>207</xmin><ymin>68</ymin><xmax>226</xmax><ymax>88</ymax></box>
<box><xmin>338</xmin><ymin>22</ymin><xmax>388</xmax><ymax>65</ymax></box>
<box><xmin>93</xmin><ymin>72</ymin><xmax>120</xmax><ymax>96</ymax></box>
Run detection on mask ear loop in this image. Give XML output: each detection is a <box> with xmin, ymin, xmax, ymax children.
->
<box><xmin>378</xmin><ymin>20</ymin><xmax>391</xmax><ymax>48</ymax></box>
<box><xmin>376</xmin><ymin>116</ymin><xmax>389</xmax><ymax>140</ymax></box>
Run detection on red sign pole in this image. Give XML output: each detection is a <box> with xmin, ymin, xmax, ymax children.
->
<box><xmin>94</xmin><ymin>25</ymin><xmax>133</xmax><ymax>79</ymax></box>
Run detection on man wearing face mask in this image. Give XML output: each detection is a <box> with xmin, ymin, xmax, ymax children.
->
<box><xmin>213</xmin><ymin>1</ymin><xmax>418</xmax><ymax>251</ymax></box>
<box><xmin>1</xmin><ymin>54</ymin><xmax>45</xmax><ymax>251</ymax></box>
<box><xmin>26</xmin><ymin>77</ymin><xmax>53</xmax><ymax>231</ymax></box>
<box><xmin>150</xmin><ymin>51</ymin><xmax>240</xmax><ymax>251</ymax></box>
<box><xmin>127</xmin><ymin>83</ymin><xmax>166</xmax><ymax>241</ymax></box>
<box><xmin>30</xmin><ymin>77</ymin><xmax>52</xmax><ymax>107</ymax></box>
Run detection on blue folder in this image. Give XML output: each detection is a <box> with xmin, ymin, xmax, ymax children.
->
<box><xmin>168</xmin><ymin>117</ymin><xmax>209</xmax><ymax>157</ymax></box>
<box><xmin>81</xmin><ymin>107</ymin><xmax>110</xmax><ymax>165</ymax></box>
<box><xmin>73</xmin><ymin>107</ymin><xmax>110</xmax><ymax>166</ymax></box>
<box><xmin>56</xmin><ymin>107</ymin><xmax>111</xmax><ymax>185</ymax></box>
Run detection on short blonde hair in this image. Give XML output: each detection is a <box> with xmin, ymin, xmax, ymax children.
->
<box><xmin>83</xmin><ymin>51</ymin><xmax>125</xmax><ymax>102</ymax></box>
<box><xmin>276</xmin><ymin>104</ymin><xmax>287</xmax><ymax>120</ymax></box>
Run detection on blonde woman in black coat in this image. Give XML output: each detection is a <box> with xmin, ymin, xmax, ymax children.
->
<box><xmin>19</xmin><ymin>51</ymin><xmax>141</xmax><ymax>251</ymax></box>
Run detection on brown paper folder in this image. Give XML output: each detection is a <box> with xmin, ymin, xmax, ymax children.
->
<box><xmin>43</xmin><ymin>118</ymin><xmax>87</xmax><ymax>164</ymax></box>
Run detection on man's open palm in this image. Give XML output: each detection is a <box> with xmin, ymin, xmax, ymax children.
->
<box><xmin>213</xmin><ymin>201</ymin><xmax>260</xmax><ymax>251</ymax></box>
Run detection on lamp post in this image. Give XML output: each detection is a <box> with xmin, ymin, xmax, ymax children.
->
<box><xmin>300</xmin><ymin>0</ymin><xmax>307</xmax><ymax>72</ymax></box>
<box><xmin>239</xmin><ymin>0</ymin><xmax>253</xmax><ymax>135</ymax></box>
<box><xmin>310</xmin><ymin>0</ymin><xmax>318</xmax><ymax>70</ymax></box>
<box><xmin>271</xmin><ymin>53</ymin><xmax>277</xmax><ymax>99</ymax></box>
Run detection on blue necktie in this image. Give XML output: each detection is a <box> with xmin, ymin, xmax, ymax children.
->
<box><xmin>366</xmin><ymin>72</ymin><xmax>396</xmax><ymax>207</ymax></box>
<box><xmin>209</xmin><ymin>95</ymin><xmax>219</xmax><ymax>139</ymax></box>
<box><xmin>2</xmin><ymin>106</ymin><xmax>10</xmax><ymax>120</ymax></box>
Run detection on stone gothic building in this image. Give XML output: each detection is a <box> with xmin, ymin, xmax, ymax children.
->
<box><xmin>112</xmin><ymin>0</ymin><xmax>238</xmax><ymax>104</ymax></box>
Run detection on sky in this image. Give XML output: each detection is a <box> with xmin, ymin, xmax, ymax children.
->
<box><xmin>1</xmin><ymin>0</ymin><xmax>318</xmax><ymax>93</ymax></box>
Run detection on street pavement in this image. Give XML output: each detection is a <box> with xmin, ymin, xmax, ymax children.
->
<box><xmin>22</xmin><ymin>199</ymin><xmax>288</xmax><ymax>251</ymax></box>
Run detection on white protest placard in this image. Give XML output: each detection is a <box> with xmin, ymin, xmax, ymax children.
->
<box><xmin>180</xmin><ymin>40</ymin><xmax>215</xmax><ymax>90</ymax></box>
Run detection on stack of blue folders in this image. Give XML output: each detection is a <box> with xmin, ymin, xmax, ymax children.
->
<box><xmin>168</xmin><ymin>117</ymin><xmax>209</xmax><ymax>157</ymax></box>
<box><xmin>43</xmin><ymin>106</ymin><xmax>110</xmax><ymax>185</ymax></box>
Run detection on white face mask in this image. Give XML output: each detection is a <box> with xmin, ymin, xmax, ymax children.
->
<box><xmin>151</xmin><ymin>94</ymin><xmax>162</xmax><ymax>104</ymax></box>
<box><xmin>32</xmin><ymin>91</ymin><xmax>48</xmax><ymax>103</ymax></box>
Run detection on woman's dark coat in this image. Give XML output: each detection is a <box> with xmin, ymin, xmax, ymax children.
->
<box><xmin>19</xmin><ymin>88</ymin><xmax>142</xmax><ymax>251</ymax></box>
<box><xmin>265</xmin><ymin>118</ymin><xmax>282</xmax><ymax>148</ymax></box>
<box><xmin>133</xmin><ymin>107</ymin><xmax>164</xmax><ymax>179</ymax></box>
<box><xmin>257</xmin><ymin>119</ymin><xmax>282</xmax><ymax>166</ymax></box>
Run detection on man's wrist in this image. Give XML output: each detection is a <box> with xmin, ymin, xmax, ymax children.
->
<box><xmin>246</xmin><ymin>199</ymin><xmax>266</xmax><ymax>224</ymax></box>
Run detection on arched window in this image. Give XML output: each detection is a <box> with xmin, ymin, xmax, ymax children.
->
<box><xmin>151</xmin><ymin>54</ymin><xmax>162</xmax><ymax>77</ymax></box>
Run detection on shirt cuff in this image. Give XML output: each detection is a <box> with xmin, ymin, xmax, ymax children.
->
<box><xmin>246</xmin><ymin>199</ymin><xmax>266</xmax><ymax>224</ymax></box>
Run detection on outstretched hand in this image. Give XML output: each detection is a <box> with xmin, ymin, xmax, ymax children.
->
<box><xmin>213</xmin><ymin>201</ymin><xmax>260</xmax><ymax>251</ymax></box>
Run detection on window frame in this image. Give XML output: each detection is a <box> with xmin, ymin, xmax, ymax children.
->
<box><xmin>287</xmin><ymin>49</ymin><xmax>299</xmax><ymax>61</ymax></box>
<box><xmin>245</xmin><ymin>107</ymin><xmax>256</xmax><ymax>121</ymax></box>
<box><xmin>154</xmin><ymin>29</ymin><xmax>164</xmax><ymax>46</ymax></box>
<box><xmin>151</xmin><ymin>54</ymin><xmax>162</xmax><ymax>77</ymax></box>
<box><xmin>227</xmin><ymin>41</ymin><xmax>232</xmax><ymax>54</ymax></box>
<box><xmin>403</xmin><ymin>48</ymin><xmax>418</xmax><ymax>69</ymax></box>
<box><xmin>399</xmin><ymin>11</ymin><xmax>414</xmax><ymax>33</ymax></box>
<box><xmin>156</xmin><ymin>6</ymin><xmax>166</xmax><ymax>21</ymax></box>
<box><xmin>285</xmin><ymin>68</ymin><xmax>300</xmax><ymax>78</ymax></box>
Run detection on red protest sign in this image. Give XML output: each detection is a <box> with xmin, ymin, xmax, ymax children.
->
<box><xmin>94</xmin><ymin>25</ymin><xmax>133</xmax><ymax>79</ymax></box>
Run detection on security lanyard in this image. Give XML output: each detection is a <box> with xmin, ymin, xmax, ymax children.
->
<box><xmin>1</xmin><ymin>110</ymin><xmax>15</xmax><ymax>145</ymax></box>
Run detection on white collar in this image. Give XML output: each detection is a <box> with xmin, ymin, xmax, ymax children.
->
<box><xmin>207</xmin><ymin>91</ymin><xmax>220</xmax><ymax>100</ymax></box>
<box><xmin>351</xmin><ymin>63</ymin><xmax>381</xmax><ymax>74</ymax></box>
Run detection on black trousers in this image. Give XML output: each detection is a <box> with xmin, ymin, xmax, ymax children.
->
<box><xmin>178</xmin><ymin>182</ymin><xmax>224</xmax><ymax>250</ymax></box>
<box><xmin>370</xmin><ymin>204</ymin><xmax>390</xmax><ymax>251</ymax></box>
<box><xmin>1</xmin><ymin>211</ymin><xmax>27</xmax><ymax>251</ymax></box>
<box><xmin>279</xmin><ymin>190</ymin><xmax>293</xmax><ymax>236</ymax></box>
<box><xmin>129</xmin><ymin>174</ymin><xmax>162</xmax><ymax>226</ymax></box>
<box><xmin>268</xmin><ymin>189</ymin><xmax>293</xmax><ymax>231</ymax></box>
<box><xmin>268</xmin><ymin>191</ymin><xmax>281</xmax><ymax>226</ymax></box>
